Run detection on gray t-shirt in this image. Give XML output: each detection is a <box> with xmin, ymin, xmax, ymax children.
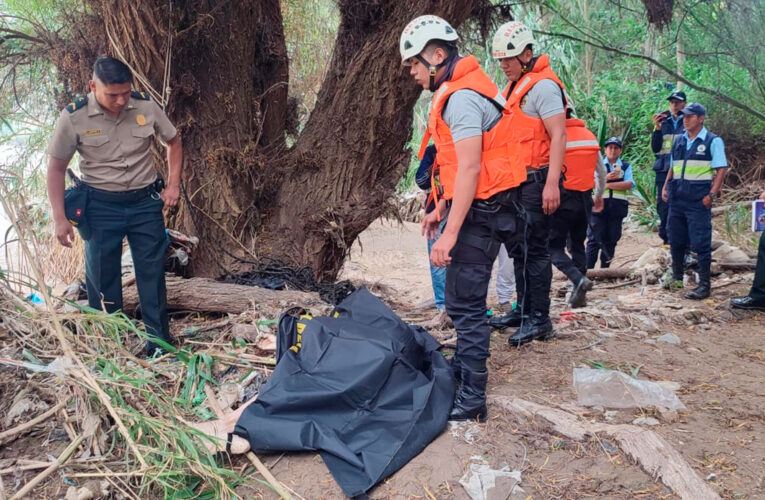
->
<box><xmin>442</xmin><ymin>90</ymin><xmax>504</xmax><ymax>142</ymax></box>
<box><xmin>520</xmin><ymin>79</ymin><xmax>565</xmax><ymax>120</ymax></box>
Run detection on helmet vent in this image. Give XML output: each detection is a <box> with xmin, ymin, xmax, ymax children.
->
<box><xmin>506</xmin><ymin>42</ymin><xmax>515</xmax><ymax>50</ymax></box>
<box><xmin>404</xmin><ymin>40</ymin><xmax>413</xmax><ymax>50</ymax></box>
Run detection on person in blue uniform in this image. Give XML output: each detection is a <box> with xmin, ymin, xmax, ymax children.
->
<box><xmin>47</xmin><ymin>57</ymin><xmax>183</xmax><ymax>355</ymax></box>
<box><xmin>651</xmin><ymin>90</ymin><xmax>686</xmax><ymax>245</ymax></box>
<box><xmin>661</xmin><ymin>103</ymin><xmax>727</xmax><ymax>300</ymax></box>
<box><xmin>586</xmin><ymin>137</ymin><xmax>634</xmax><ymax>269</ymax></box>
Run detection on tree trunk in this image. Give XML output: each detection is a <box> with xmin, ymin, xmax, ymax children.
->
<box><xmin>55</xmin><ymin>0</ymin><xmax>485</xmax><ymax>281</ymax></box>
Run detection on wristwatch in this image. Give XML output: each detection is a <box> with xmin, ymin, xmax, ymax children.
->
<box><xmin>708</xmin><ymin>192</ymin><xmax>720</xmax><ymax>200</ymax></box>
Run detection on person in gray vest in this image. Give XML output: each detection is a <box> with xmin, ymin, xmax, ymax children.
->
<box><xmin>651</xmin><ymin>90</ymin><xmax>686</xmax><ymax>246</ymax></box>
<box><xmin>661</xmin><ymin>103</ymin><xmax>728</xmax><ymax>299</ymax></box>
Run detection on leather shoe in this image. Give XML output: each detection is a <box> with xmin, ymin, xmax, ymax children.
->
<box><xmin>685</xmin><ymin>284</ymin><xmax>710</xmax><ymax>300</ymax></box>
<box><xmin>488</xmin><ymin>309</ymin><xmax>524</xmax><ymax>330</ymax></box>
<box><xmin>568</xmin><ymin>276</ymin><xmax>593</xmax><ymax>308</ymax></box>
<box><xmin>730</xmin><ymin>296</ymin><xmax>765</xmax><ymax>311</ymax></box>
<box><xmin>508</xmin><ymin>314</ymin><xmax>554</xmax><ymax>347</ymax></box>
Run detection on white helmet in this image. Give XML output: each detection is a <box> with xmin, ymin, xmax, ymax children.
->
<box><xmin>400</xmin><ymin>15</ymin><xmax>459</xmax><ymax>63</ymax></box>
<box><xmin>492</xmin><ymin>21</ymin><xmax>536</xmax><ymax>59</ymax></box>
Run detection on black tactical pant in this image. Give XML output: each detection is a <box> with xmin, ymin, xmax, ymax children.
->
<box><xmin>506</xmin><ymin>169</ymin><xmax>554</xmax><ymax>319</ymax></box>
<box><xmin>749</xmin><ymin>230</ymin><xmax>765</xmax><ymax>301</ymax></box>
<box><xmin>444</xmin><ymin>191</ymin><xmax>526</xmax><ymax>365</ymax></box>
<box><xmin>655</xmin><ymin>171</ymin><xmax>670</xmax><ymax>244</ymax></box>
<box><xmin>550</xmin><ymin>189</ymin><xmax>592</xmax><ymax>284</ymax></box>
<box><xmin>84</xmin><ymin>191</ymin><xmax>171</xmax><ymax>349</ymax></box>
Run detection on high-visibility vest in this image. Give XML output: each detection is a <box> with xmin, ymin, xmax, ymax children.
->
<box><xmin>653</xmin><ymin>112</ymin><xmax>684</xmax><ymax>172</ymax></box>
<box><xmin>501</xmin><ymin>54</ymin><xmax>565</xmax><ymax>171</ymax></box>
<box><xmin>605</xmin><ymin>160</ymin><xmax>632</xmax><ymax>201</ymax></box>
<box><xmin>671</xmin><ymin>132</ymin><xmax>717</xmax><ymax>183</ymax></box>
<box><xmin>562</xmin><ymin>118</ymin><xmax>600</xmax><ymax>191</ymax></box>
<box><xmin>418</xmin><ymin>55</ymin><xmax>527</xmax><ymax>201</ymax></box>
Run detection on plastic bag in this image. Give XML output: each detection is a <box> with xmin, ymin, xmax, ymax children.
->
<box><xmin>573</xmin><ymin>367</ymin><xmax>686</xmax><ymax>410</ymax></box>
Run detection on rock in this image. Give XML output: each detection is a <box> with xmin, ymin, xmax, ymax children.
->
<box><xmin>231</xmin><ymin>323</ymin><xmax>260</xmax><ymax>342</ymax></box>
<box><xmin>604</xmin><ymin>410</ymin><xmax>619</xmax><ymax>422</ymax></box>
<box><xmin>64</xmin><ymin>480</ymin><xmax>110</xmax><ymax>500</ymax></box>
<box><xmin>644</xmin><ymin>339</ymin><xmax>657</xmax><ymax>344</ymax></box>
<box><xmin>712</xmin><ymin>243</ymin><xmax>751</xmax><ymax>262</ymax></box>
<box><xmin>657</xmin><ymin>333</ymin><xmax>681</xmax><ymax>344</ymax></box>
<box><xmin>658</xmin><ymin>407</ymin><xmax>680</xmax><ymax>423</ymax></box>
<box><xmin>632</xmin><ymin>417</ymin><xmax>660</xmax><ymax>426</ymax></box>
<box><xmin>631</xmin><ymin>247</ymin><xmax>670</xmax><ymax>271</ymax></box>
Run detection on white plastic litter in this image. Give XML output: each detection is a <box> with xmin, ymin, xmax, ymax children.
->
<box><xmin>573</xmin><ymin>367</ymin><xmax>687</xmax><ymax>410</ymax></box>
<box><xmin>459</xmin><ymin>463</ymin><xmax>523</xmax><ymax>500</ymax></box>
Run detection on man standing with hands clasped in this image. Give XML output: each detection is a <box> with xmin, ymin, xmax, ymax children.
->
<box><xmin>662</xmin><ymin>103</ymin><xmax>727</xmax><ymax>300</ymax></box>
<box><xmin>47</xmin><ymin>56</ymin><xmax>183</xmax><ymax>355</ymax></box>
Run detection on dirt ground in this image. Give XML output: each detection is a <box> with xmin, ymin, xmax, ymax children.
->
<box><xmin>240</xmin><ymin>219</ymin><xmax>765</xmax><ymax>499</ymax></box>
<box><xmin>2</xmin><ymin>218</ymin><xmax>764</xmax><ymax>499</ymax></box>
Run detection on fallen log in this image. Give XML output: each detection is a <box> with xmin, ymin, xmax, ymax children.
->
<box><xmin>122</xmin><ymin>276</ymin><xmax>324</xmax><ymax>315</ymax></box>
<box><xmin>586</xmin><ymin>268</ymin><xmax>632</xmax><ymax>280</ymax></box>
<box><xmin>492</xmin><ymin>397</ymin><xmax>720</xmax><ymax>500</ymax></box>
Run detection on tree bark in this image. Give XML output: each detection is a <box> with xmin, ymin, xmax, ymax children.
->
<box><xmin>50</xmin><ymin>0</ymin><xmax>486</xmax><ymax>281</ymax></box>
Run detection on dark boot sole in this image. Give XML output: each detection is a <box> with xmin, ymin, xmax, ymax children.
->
<box><xmin>508</xmin><ymin>330</ymin><xmax>556</xmax><ymax>348</ymax></box>
<box><xmin>449</xmin><ymin>407</ymin><xmax>488</xmax><ymax>423</ymax></box>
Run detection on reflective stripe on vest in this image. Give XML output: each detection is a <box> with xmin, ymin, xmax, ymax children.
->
<box><xmin>659</xmin><ymin>133</ymin><xmax>674</xmax><ymax>155</ymax></box>
<box><xmin>563</xmin><ymin>118</ymin><xmax>600</xmax><ymax>191</ymax></box>
<box><xmin>671</xmin><ymin>132</ymin><xmax>716</xmax><ymax>183</ymax></box>
<box><xmin>608</xmin><ymin>189</ymin><xmax>630</xmax><ymax>200</ymax></box>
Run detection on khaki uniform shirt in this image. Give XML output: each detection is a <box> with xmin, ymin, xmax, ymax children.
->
<box><xmin>47</xmin><ymin>92</ymin><xmax>177</xmax><ymax>192</ymax></box>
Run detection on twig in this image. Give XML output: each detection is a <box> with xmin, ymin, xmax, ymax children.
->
<box><xmin>10</xmin><ymin>433</ymin><xmax>86</xmax><ymax>499</ymax></box>
<box><xmin>563</xmin><ymin>337</ymin><xmax>607</xmax><ymax>352</ymax></box>
<box><xmin>0</xmin><ymin>400</ymin><xmax>67</xmax><ymax>445</ymax></box>
<box><xmin>599</xmin><ymin>278</ymin><xmax>641</xmax><ymax>290</ymax></box>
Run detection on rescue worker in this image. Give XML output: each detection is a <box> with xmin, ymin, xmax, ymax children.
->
<box><xmin>401</xmin><ymin>15</ymin><xmax>527</xmax><ymax>421</ymax></box>
<box><xmin>47</xmin><ymin>57</ymin><xmax>182</xmax><ymax>355</ymax></box>
<box><xmin>550</xmin><ymin>149</ymin><xmax>607</xmax><ymax>308</ymax></box>
<box><xmin>661</xmin><ymin>103</ymin><xmax>727</xmax><ymax>299</ymax></box>
<box><xmin>731</xmin><ymin>190</ymin><xmax>765</xmax><ymax>310</ymax></box>
<box><xmin>487</xmin><ymin>21</ymin><xmax>565</xmax><ymax>345</ymax></box>
<box><xmin>586</xmin><ymin>137</ymin><xmax>634</xmax><ymax>269</ymax></box>
<box><xmin>651</xmin><ymin>90</ymin><xmax>686</xmax><ymax>246</ymax></box>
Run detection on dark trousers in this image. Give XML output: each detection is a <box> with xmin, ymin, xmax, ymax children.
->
<box><xmin>586</xmin><ymin>198</ymin><xmax>628</xmax><ymax>269</ymax></box>
<box><xmin>85</xmin><ymin>194</ymin><xmax>170</xmax><ymax>345</ymax></box>
<box><xmin>550</xmin><ymin>189</ymin><xmax>592</xmax><ymax>283</ymax></box>
<box><xmin>506</xmin><ymin>172</ymin><xmax>553</xmax><ymax>318</ymax></box>
<box><xmin>655</xmin><ymin>171</ymin><xmax>670</xmax><ymax>244</ymax></box>
<box><xmin>749</xmin><ymin>230</ymin><xmax>765</xmax><ymax>301</ymax></box>
<box><xmin>445</xmin><ymin>197</ymin><xmax>525</xmax><ymax>364</ymax></box>
<box><xmin>668</xmin><ymin>196</ymin><xmax>711</xmax><ymax>282</ymax></box>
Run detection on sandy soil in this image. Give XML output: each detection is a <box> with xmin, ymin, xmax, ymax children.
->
<box><xmin>237</xmin><ymin>219</ymin><xmax>765</xmax><ymax>499</ymax></box>
<box><xmin>2</xmin><ymin>218</ymin><xmax>764</xmax><ymax>499</ymax></box>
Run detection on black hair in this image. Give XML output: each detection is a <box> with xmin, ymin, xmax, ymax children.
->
<box><xmin>93</xmin><ymin>57</ymin><xmax>132</xmax><ymax>84</ymax></box>
<box><xmin>423</xmin><ymin>39</ymin><xmax>457</xmax><ymax>58</ymax></box>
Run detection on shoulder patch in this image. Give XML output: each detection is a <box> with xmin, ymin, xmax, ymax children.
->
<box><xmin>131</xmin><ymin>90</ymin><xmax>151</xmax><ymax>101</ymax></box>
<box><xmin>64</xmin><ymin>94</ymin><xmax>88</xmax><ymax>113</ymax></box>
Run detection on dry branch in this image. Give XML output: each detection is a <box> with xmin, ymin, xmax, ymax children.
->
<box><xmin>492</xmin><ymin>397</ymin><xmax>721</xmax><ymax>500</ymax></box>
<box><xmin>0</xmin><ymin>400</ymin><xmax>67</xmax><ymax>446</ymax></box>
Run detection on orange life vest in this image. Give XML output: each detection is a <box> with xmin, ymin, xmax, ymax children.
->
<box><xmin>418</xmin><ymin>55</ymin><xmax>526</xmax><ymax>201</ymax></box>
<box><xmin>501</xmin><ymin>54</ymin><xmax>565</xmax><ymax>171</ymax></box>
<box><xmin>562</xmin><ymin>118</ymin><xmax>600</xmax><ymax>191</ymax></box>
<box><xmin>503</xmin><ymin>55</ymin><xmax>599</xmax><ymax>189</ymax></box>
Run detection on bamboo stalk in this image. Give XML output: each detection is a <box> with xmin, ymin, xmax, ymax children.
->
<box><xmin>0</xmin><ymin>400</ymin><xmax>67</xmax><ymax>445</ymax></box>
<box><xmin>0</xmin><ymin>185</ymin><xmax>148</xmax><ymax>469</ymax></box>
<box><xmin>9</xmin><ymin>434</ymin><xmax>86</xmax><ymax>499</ymax></box>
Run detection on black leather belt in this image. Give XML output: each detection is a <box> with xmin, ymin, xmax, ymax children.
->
<box><xmin>524</xmin><ymin>165</ymin><xmax>549</xmax><ymax>184</ymax></box>
<box><xmin>85</xmin><ymin>183</ymin><xmax>157</xmax><ymax>203</ymax></box>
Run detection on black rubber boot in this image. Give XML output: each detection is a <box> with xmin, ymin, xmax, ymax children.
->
<box><xmin>488</xmin><ymin>308</ymin><xmax>525</xmax><ymax>330</ymax></box>
<box><xmin>508</xmin><ymin>312</ymin><xmax>554</xmax><ymax>347</ymax></box>
<box><xmin>449</xmin><ymin>367</ymin><xmax>488</xmax><ymax>422</ymax></box>
<box><xmin>568</xmin><ymin>276</ymin><xmax>593</xmax><ymax>309</ymax></box>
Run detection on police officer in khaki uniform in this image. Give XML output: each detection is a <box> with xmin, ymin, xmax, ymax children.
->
<box><xmin>47</xmin><ymin>57</ymin><xmax>183</xmax><ymax>355</ymax></box>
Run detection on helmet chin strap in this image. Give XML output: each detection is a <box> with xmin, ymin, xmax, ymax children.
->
<box><xmin>416</xmin><ymin>52</ymin><xmax>455</xmax><ymax>92</ymax></box>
